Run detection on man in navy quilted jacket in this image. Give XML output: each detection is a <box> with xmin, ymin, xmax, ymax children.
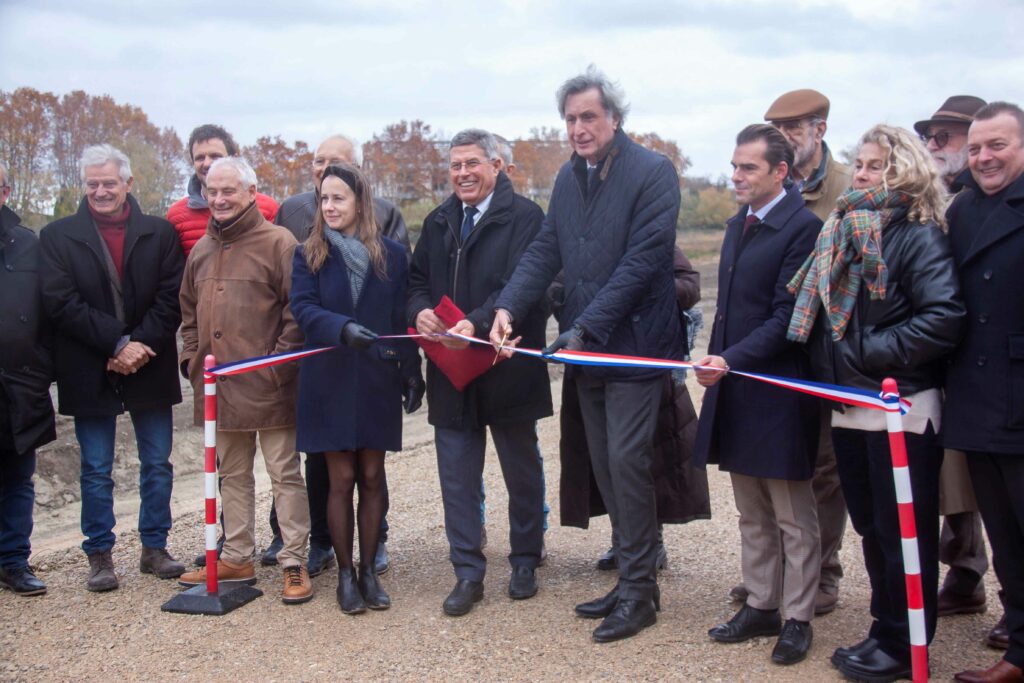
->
<box><xmin>492</xmin><ymin>65</ymin><xmax>683</xmax><ymax>644</ymax></box>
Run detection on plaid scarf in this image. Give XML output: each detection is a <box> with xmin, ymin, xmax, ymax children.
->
<box><xmin>786</xmin><ymin>186</ymin><xmax>906</xmax><ymax>343</ymax></box>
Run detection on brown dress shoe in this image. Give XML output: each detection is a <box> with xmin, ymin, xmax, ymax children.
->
<box><xmin>815</xmin><ymin>587</ymin><xmax>839</xmax><ymax>615</ymax></box>
<box><xmin>140</xmin><ymin>547</ymin><xmax>186</xmax><ymax>579</ymax></box>
<box><xmin>938</xmin><ymin>585</ymin><xmax>987</xmax><ymax>616</ymax></box>
<box><xmin>282</xmin><ymin>565</ymin><xmax>313</xmax><ymax>604</ymax></box>
<box><xmin>178</xmin><ymin>559</ymin><xmax>256</xmax><ymax>587</ymax></box>
<box><xmin>989</xmin><ymin>615</ymin><xmax>1010</xmax><ymax>650</ymax></box>
<box><xmin>954</xmin><ymin>658</ymin><xmax>1024</xmax><ymax>683</ymax></box>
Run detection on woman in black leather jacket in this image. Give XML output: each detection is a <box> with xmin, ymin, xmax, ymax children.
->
<box><xmin>787</xmin><ymin>124</ymin><xmax>965</xmax><ymax>681</ymax></box>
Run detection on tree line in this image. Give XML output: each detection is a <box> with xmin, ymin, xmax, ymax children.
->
<box><xmin>0</xmin><ymin>87</ymin><xmax>735</xmax><ymax>231</ymax></box>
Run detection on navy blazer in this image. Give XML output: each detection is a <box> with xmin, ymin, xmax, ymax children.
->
<box><xmin>694</xmin><ymin>188</ymin><xmax>822</xmax><ymax>480</ymax></box>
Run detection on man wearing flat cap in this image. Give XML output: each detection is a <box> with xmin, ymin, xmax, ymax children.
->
<box><xmin>728</xmin><ymin>89</ymin><xmax>852</xmax><ymax>617</ymax></box>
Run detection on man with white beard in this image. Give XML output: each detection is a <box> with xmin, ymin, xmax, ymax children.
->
<box><xmin>916</xmin><ymin>96</ymin><xmax>988</xmax><ymax>190</ymax></box>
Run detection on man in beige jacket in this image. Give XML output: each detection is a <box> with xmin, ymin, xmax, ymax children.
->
<box><xmin>177</xmin><ymin>157</ymin><xmax>312</xmax><ymax>604</ymax></box>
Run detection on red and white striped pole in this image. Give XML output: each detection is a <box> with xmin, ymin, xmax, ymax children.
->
<box><xmin>203</xmin><ymin>355</ymin><xmax>219</xmax><ymax>594</ymax></box>
<box><xmin>882</xmin><ymin>378</ymin><xmax>927</xmax><ymax>683</ymax></box>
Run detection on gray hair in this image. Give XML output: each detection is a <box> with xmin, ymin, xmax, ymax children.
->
<box><xmin>207</xmin><ymin>156</ymin><xmax>258</xmax><ymax>189</ymax></box>
<box><xmin>494</xmin><ymin>134</ymin><xmax>514</xmax><ymax>167</ymax></box>
<box><xmin>449</xmin><ymin>129</ymin><xmax>500</xmax><ymax>160</ymax></box>
<box><xmin>320</xmin><ymin>134</ymin><xmax>362</xmax><ymax>165</ymax></box>
<box><xmin>556</xmin><ymin>64</ymin><xmax>630</xmax><ymax>124</ymax></box>
<box><xmin>79</xmin><ymin>144</ymin><xmax>132</xmax><ymax>183</ymax></box>
<box><xmin>0</xmin><ymin>160</ymin><xmax>8</xmax><ymax>187</ymax></box>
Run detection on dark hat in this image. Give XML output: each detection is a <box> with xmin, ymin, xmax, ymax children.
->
<box><xmin>764</xmin><ymin>89</ymin><xmax>830</xmax><ymax>122</ymax></box>
<box><xmin>914</xmin><ymin>95</ymin><xmax>987</xmax><ymax>135</ymax></box>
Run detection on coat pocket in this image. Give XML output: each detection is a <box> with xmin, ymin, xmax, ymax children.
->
<box><xmin>1008</xmin><ymin>333</ymin><xmax>1024</xmax><ymax>429</ymax></box>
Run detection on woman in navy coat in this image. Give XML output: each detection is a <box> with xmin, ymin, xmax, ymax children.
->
<box><xmin>290</xmin><ymin>164</ymin><xmax>423</xmax><ymax>615</ymax></box>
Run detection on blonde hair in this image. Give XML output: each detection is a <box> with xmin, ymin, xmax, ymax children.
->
<box><xmin>857</xmin><ymin>124</ymin><xmax>949</xmax><ymax>229</ymax></box>
<box><xmin>304</xmin><ymin>163</ymin><xmax>385</xmax><ymax>277</ymax></box>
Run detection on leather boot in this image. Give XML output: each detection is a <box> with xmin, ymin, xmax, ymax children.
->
<box><xmin>337</xmin><ymin>567</ymin><xmax>366</xmax><ymax>614</ymax></box>
<box><xmin>86</xmin><ymin>551</ymin><xmax>118</xmax><ymax>592</ymax></box>
<box><xmin>139</xmin><ymin>547</ymin><xmax>185</xmax><ymax>579</ymax></box>
<box><xmin>358</xmin><ymin>566</ymin><xmax>391</xmax><ymax>610</ymax></box>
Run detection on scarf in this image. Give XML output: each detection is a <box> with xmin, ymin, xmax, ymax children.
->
<box><xmin>325</xmin><ymin>228</ymin><xmax>370</xmax><ymax>307</ymax></box>
<box><xmin>786</xmin><ymin>186</ymin><xmax>906</xmax><ymax>343</ymax></box>
<box><xmin>87</xmin><ymin>201</ymin><xmax>131</xmax><ymax>322</ymax></box>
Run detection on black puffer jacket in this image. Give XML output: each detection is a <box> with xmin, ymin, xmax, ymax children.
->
<box><xmin>807</xmin><ymin>211</ymin><xmax>966</xmax><ymax>395</ymax></box>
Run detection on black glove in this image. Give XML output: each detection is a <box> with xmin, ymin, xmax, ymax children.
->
<box><xmin>340</xmin><ymin>322</ymin><xmax>378</xmax><ymax>350</ymax></box>
<box><xmin>542</xmin><ymin>325</ymin><xmax>586</xmax><ymax>356</ymax></box>
<box><xmin>403</xmin><ymin>372</ymin><xmax>426</xmax><ymax>414</ymax></box>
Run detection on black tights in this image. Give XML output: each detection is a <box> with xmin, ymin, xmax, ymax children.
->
<box><xmin>324</xmin><ymin>450</ymin><xmax>386</xmax><ymax>570</ymax></box>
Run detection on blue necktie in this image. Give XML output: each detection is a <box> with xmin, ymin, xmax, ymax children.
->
<box><xmin>461</xmin><ymin>206</ymin><xmax>477</xmax><ymax>242</ymax></box>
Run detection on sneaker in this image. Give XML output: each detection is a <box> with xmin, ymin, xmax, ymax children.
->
<box><xmin>282</xmin><ymin>565</ymin><xmax>313</xmax><ymax>604</ymax></box>
<box><xmin>178</xmin><ymin>558</ymin><xmax>257</xmax><ymax>587</ymax></box>
<box><xmin>86</xmin><ymin>551</ymin><xmax>119</xmax><ymax>592</ymax></box>
<box><xmin>0</xmin><ymin>565</ymin><xmax>47</xmax><ymax>596</ymax></box>
<box><xmin>140</xmin><ymin>547</ymin><xmax>185</xmax><ymax>579</ymax></box>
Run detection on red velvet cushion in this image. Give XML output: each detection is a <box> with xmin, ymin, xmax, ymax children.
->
<box><xmin>409</xmin><ymin>296</ymin><xmax>506</xmax><ymax>391</ymax></box>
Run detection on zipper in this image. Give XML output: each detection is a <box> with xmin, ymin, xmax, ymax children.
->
<box><xmin>446</xmin><ymin>215</ymin><xmax>462</xmax><ymax>302</ymax></box>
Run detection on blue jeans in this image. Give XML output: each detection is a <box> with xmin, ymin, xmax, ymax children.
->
<box><xmin>0</xmin><ymin>449</ymin><xmax>36</xmax><ymax>570</ymax></box>
<box><xmin>75</xmin><ymin>408</ymin><xmax>174</xmax><ymax>555</ymax></box>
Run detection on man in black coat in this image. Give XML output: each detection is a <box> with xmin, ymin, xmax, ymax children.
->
<box><xmin>492</xmin><ymin>66</ymin><xmax>682</xmax><ymax>643</ymax></box>
<box><xmin>693</xmin><ymin>125</ymin><xmax>822</xmax><ymax>665</ymax></box>
<box><xmin>945</xmin><ymin>102</ymin><xmax>1024</xmax><ymax>683</ymax></box>
<box><xmin>408</xmin><ymin>129</ymin><xmax>551</xmax><ymax>617</ymax></box>
<box><xmin>39</xmin><ymin>144</ymin><xmax>186</xmax><ymax>592</ymax></box>
<box><xmin>0</xmin><ymin>162</ymin><xmax>55</xmax><ymax>596</ymax></box>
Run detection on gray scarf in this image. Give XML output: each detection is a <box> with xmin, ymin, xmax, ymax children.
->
<box><xmin>325</xmin><ymin>229</ymin><xmax>370</xmax><ymax>307</ymax></box>
<box><xmin>186</xmin><ymin>174</ymin><xmax>208</xmax><ymax>210</ymax></box>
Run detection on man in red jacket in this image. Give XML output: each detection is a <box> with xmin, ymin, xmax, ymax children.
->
<box><xmin>166</xmin><ymin>124</ymin><xmax>278</xmax><ymax>256</ymax></box>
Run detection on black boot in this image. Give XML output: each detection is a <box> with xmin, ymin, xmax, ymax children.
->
<box><xmin>336</xmin><ymin>567</ymin><xmax>366</xmax><ymax>615</ymax></box>
<box><xmin>358</xmin><ymin>565</ymin><xmax>391</xmax><ymax>610</ymax></box>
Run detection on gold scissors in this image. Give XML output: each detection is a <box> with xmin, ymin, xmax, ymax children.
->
<box><xmin>492</xmin><ymin>329</ymin><xmax>510</xmax><ymax>366</ymax></box>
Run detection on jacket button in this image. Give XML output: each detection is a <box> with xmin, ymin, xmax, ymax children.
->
<box><xmin>977</xmin><ymin>356</ymin><xmax>987</xmax><ymax>366</ymax></box>
<box><xmin>579</xmin><ymin>237</ymin><xmax>585</xmax><ymax>245</ymax></box>
<box><xmin>21</xmin><ymin>365</ymin><xmax>29</xmax><ymax>372</ymax></box>
<box><xmin>978</xmin><ymin>313</ymin><xmax>989</xmax><ymax>324</ymax></box>
<box><xmin>983</xmin><ymin>270</ymin><xmax>993</xmax><ymax>280</ymax></box>
<box><xmin>577</xmin><ymin>279</ymin><xmax>583</xmax><ymax>286</ymax></box>
<box><xmin>727</xmin><ymin>266</ymin><xmax>734</xmax><ymax>273</ymax></box>
<box><xmin>214</xmin><ymin>331</ymin><xmax>222</xmax><ymax>339</ymax></box>
<box><xmin>4</xmin><ymin>264</ymin><xmax>11</xmax><ymax>271</ymax></box>
<box><xmin>632</xmin><ymin>314</ymin><xmax>640</xmax><ymax>322</ymax></box>
<box><xmin>19</xmin><ymin>315</ymin><xmax>28</xmax><ymax>323</ymax></box>
<box><xmin>717</xmin><ymin>314</ymin><xmax>724</xmax><ymax>322</ymax></box>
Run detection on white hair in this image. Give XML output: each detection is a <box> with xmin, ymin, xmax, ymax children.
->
<box><xmin>208</xmin><ymin>156</ymin><xmax>258</xmax><ymax>189</ymax></box>
<box><xmin>79</xmin><ymin>144</ymin><xmax>132</xmax><ymax>183</ymax></box>
<box><xmin>320</xmin><ymin>134</ymin><xmax>362</xmax><ymax>166</ymax></box>
<box><xmin>0</xmin><ymin>160</ymin><xmax>8</xmax><ymax>187</ymax></box>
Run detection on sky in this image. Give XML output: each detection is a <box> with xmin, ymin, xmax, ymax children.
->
<box><xmin>3</xmin><ymin>0</ymin><xmax>1023</xmax><ymax>180</ymax></box>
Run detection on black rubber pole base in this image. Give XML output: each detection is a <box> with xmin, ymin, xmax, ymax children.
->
<box><xmin>161</xmin><ymin>584</ymin><xmax>263</xmax><ymax>615</ymax></box>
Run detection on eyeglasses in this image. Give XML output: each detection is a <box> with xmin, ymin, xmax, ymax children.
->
<box><xmin>920</xmin><ymin>131</ymin><xmax>953</xmax><ymax>149</ymax></box>
<box><xmin>449</xmin><ymin>159</ymin><xmax>485</xmax><ymax>172</ymax></box>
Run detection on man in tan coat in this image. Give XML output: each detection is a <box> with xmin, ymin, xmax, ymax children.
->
<box><xmin>177</xmin><ymin>157</ymin><xmax>312</xmax><ymax>604</ymax></box>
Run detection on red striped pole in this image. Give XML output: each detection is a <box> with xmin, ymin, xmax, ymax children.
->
<box><xmin>203</xmin><ymin>355</ymin><xmax>219</xmax><ymax>594</ymax></box>
<box><xmin>882</xmin><ymin>378</ymin><xmax>927</xmax><ymax>683</ymax></box>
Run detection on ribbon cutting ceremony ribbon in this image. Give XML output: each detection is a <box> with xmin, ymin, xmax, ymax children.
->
<box><xmin>205</xmin><ymin>333</ymin><xmax>911</xmax><ymax>415</ymax></box>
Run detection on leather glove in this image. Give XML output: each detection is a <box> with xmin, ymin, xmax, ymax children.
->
<box><xmin>542</xmin><ymin>325</ymin><xmax>586</xmax><ymax>356</ymax></box>
<box><xmin>340</xmin><ymin>322</ymin><xmax>378</xmax><ymax>350</ymax></box>
<box><xmin>403</xmin><ymin>372</ymin><xmax>426</xmax><ymax>414</ymax></box>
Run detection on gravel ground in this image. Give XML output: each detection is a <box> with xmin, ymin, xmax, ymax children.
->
<box><xmin>0</xmin><ymin>251</ymin><xmax>1005</xmax><ymax>681</ymax></box>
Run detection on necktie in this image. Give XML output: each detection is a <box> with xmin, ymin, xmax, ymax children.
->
<box><xmin>586</xmin><ymin>166</ymin><xmax>598</xmax><ymax>198</ymax></box>
<box><xmin>743</xmin><ymin>214</ymin><xmax>758</xmax><ymax>237</ymax></box>
<box><xmin>461</xmin><ymin>206</ymin><xmax>478</xmax><ymax>242</ymax></box>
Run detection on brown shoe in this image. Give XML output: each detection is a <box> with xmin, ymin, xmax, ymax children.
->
<box><xmin>86</xmin><ymin>551</ymin><xmax>119</xmax><ymax>592</ymax></box>
<box><xmin>140</xmin><ymin>547</ymin><xmax>185</xmax><ymax>579</ymax></box>
<box><xmin>939</xmin><ymin>585</ymin><xmax>987</xmax><ymax>616</ymax></box>
<box><xmin>988</xmin><ymin>615</ymin><xmax>1010</xmax><ymax>650</ymax></box>
<box><xmin>178</xmin><ymin>559</ymin><xmax>256</xmax><ymax>587</ymax></box>
<box><xmin>954</xmin><ymin>658</ymin><xmax>1024</xmax><ymax>683</ymax></box>
<box><xmin>282</xmin><ymin>565</ymin><xmax>313</xmax><ymax>604</ymax></box>
<box><xmin>815</xmin><ymin>587</ymin><xmax>839</xmax><ymax>615</ymax></box>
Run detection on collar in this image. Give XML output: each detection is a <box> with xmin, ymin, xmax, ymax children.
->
<box><xmin>464</xmin><ymin>190</ymin><xmax>495</xmax><ymax>221</ymax></box>
<box><xmin>209</xmin><ymin>200</ymin><xmax>263</xmax><ymax>241</ymax></box>
<box><xmin>959</xmin><ymin>167</ymin><xmax>1024</xmax><ymax>202</ymax></box>
<box><xmin>186</xmin><ymin>174</ymin><xmax>208</xmax><ymax>210</ymax></box>
<box><xmin>800</xmin><ymin>141</ymin><xmax>833</xmax><ymax>194</ymax></box>
<box><xmin>748</xmin><ymin>188</ymin><xmax>788</xmax><ymax>221</ymax></box>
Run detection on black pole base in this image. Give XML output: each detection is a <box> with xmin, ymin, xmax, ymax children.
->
<box><xmin>161</xmin><ymin>583</ymin><xmax>263</xmax><ymax>615</ymax></box>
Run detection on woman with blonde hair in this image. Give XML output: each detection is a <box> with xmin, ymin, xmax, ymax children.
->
<box><xmin>787</xmin><ymin>124</ymin><xmax>966</xmax><ymax>681</ymax></box>
<box><xmin>290</xmin><ymin>163</ymin><xmax>424</xmax><ymax>614</ymax></box>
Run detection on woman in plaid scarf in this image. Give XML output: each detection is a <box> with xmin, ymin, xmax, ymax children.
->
<box><xmin>789</xmin><ymin>125</ymin><xmax>966</xmax><ymax>682</ymax></box>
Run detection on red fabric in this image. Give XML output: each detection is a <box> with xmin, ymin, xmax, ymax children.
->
<box><xmin>88</xmin><ymin>202</ymin><xmax>130</xmax><ymax>278</ymax></box>
<box><xmin>167</xmin><ymin>192</ymin><xmax>279</xmax><ymax>256</ymax></box>
<box><xmin>410</xmin><ymin>295</ymin><xmax>505</xmax><ymax>391</ymax></box>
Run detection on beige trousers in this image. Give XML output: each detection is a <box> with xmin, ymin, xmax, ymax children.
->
<box><xmin>218</xmin><ymin>428</ymin><xmax>310</xmax><ymax>567</ymax></box>
<box><xmin>812</xmin><ymin>412</ymin><xmax>847</xmax><ymax>591</ymax></box>
<box><xmin>731</xmin><ymin>472</ymin><xmax>821</xmax><ymax>622</ymax></box>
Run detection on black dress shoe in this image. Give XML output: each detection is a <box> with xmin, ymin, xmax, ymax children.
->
<box><xmin>838</xmin><ymin>645</ymin><xmax>912</xmax><ymax>682</ymax></box>
<box><xmin>592</xmin><ymin>598</ymin><xmax>657</xmax><ymax>643</ymax></box>
<box><xmin>443</xmin><ymin>579</ymin><xmax>484</xmax><ymax>616</ymax></box>
<box><xmin>987</xmin><ymin>614</ymin><xmax>1009</xmax><ymax>650</ymax></box>
<box><xmin>576</xmin><ymin>586</ymin><xmax>619</xmax><ymax>619</ymax></box>
<box><xmin>655</xmin><ymin>543</ymin><xmax>669</xmax><ymax>571</ymax></box>
<box><xmin>596</xmin><ymin>547</ymin><xmax>617</xmax><ymax>571</ymax></box>
<box><xmin>374</xmin><ymin>541</ymin><xmax>390</xmax><ymax>575</ymax></box>
<box><xmin>708</xmin><ymin>604</ymin><xmax>782</xmax><ymax>643</ymax></box>
<box><xmin>0</xmin><ymin>565</ymin><xmax>46</xmax><ymax>596</ymax></box>
<box><xmin>336</xmin><ymin>567</ymin><xmax>366</xmax><ymax>615</ymax></box>
<box><xmin>772</xmin><ymin>619</ymin><xmax>812</xmax><ymax>665</ymax></box>
<box><xmin>357</xmin><ymin>566</ymin><xmax>391</xmax><ymax>610</ymax></box>
<box><xmin>194</xmin><ymin>536</ymin><xmax>224</xmax><ymax>567</ymax></box>
<box><xmin>508</xmin><ymin>565</ymin><xmax>538</xmax><ymax>600</ymax></box>
<box><xmin>307</xmin><ymin>543</ymin><xmax>336</xmax><ymax>578</ymax></box>
<box><xmin>260</xmin><ymin>535</ymin><xmax>283</xmax><ymax>567</ymax></box>
<box><xmin>831</xmin><ymin>637</ymin><xmax>879</xmax><ymax>667</ymax></box>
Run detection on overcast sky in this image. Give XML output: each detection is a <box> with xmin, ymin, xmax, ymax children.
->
<box><xmin>3</xmin><ymin>0</ymin><xmax>1022</xmax><ymax>180</ymax></box>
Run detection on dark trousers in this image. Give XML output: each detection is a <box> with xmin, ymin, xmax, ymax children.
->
<box><xmin>269</xmin><ymin>452</ymin><xmax>389</xmax><ymax>547</ymax></box>
<box><xmin>832</xmin><ymin>426</ymin><xmax>942</xmax><ymax>661</ymax></box>
<box><xmin>435</xmin><ymin>421</ymin><xmax>544</xmax><ymax>582</ymax></box>
<box><xmin>575</xmin><ymin>372</ymin><xmax>662</xmax><ymax>601</ymax></box>
<box><xmin>967</xmin><ymin>452</ymin><xmax>1024</xmax><ymax>669</ymax></box>
<box><xmin>0</xmin><ymin>448</ymin><xmax>36</xmax><ymax>570</ymax></box>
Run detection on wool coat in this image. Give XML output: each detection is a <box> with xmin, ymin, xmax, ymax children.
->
<box><xmin>495</xmin><ymin>129</ymin><xmax>683</xmax><ymax>382</ymax></box>
<box><xmin>694</xmin><ymin>188</ymin><xmax>822</xmax><ymax>480</ymax></box>
<box><xmin>407</xmin><ymin>172</ymin><xmax>552</xmax><ymax>430</ymax></box>
<box><xmin>179</xmin><ymin>201</ymin><xmax>302</xmax><ymax>430</ymax></box>
<box><xmin>0</xmin><ymin>205</ymin><xmax>55</xmax><ymax>454</ymax></box>
<box><xmin>943</xmin><ymin>171</ymin><xmax>1024</xmax><ymax>454</ymax></box>
<box><xmin>291</xmin><ymin>237</ymin><xmax>419</xmax><ymax>453</ymax></box>
<box><xmin>39</xmin><ymin>196</ymin><xmax>183</xmax><ymax>417</ymax></box>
